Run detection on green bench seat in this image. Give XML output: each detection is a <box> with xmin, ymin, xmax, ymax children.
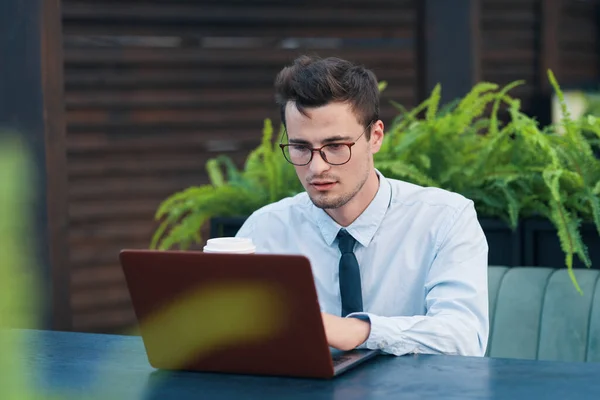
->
<box><xmin>487</xmin><ymin>266</ymin><xmax>600</xmax><ymax>362</ymax></box>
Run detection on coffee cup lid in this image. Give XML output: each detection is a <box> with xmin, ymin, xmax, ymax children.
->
<box><xmin>203</xmin><ymin>237</ymin><xmax>256</xmax><ymax>254</ymax></box>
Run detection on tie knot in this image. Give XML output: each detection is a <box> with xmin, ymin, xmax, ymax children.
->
<box><xmin>337</xmin><ymin>230</ymin><xmax>356</xmax><ymax>254</ymax></box>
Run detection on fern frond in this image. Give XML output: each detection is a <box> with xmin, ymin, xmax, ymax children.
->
<box><xmin>594</xmin><ymin>181</ymin><xmax>600</xmax><ymax>195</ymax></box>
<box><xmin>389</xmin><ymin>100</ymin><xmax>409</xmax><ymax>114</ymax></box>
<box><xmin>498</xmin><ymin>184</ymin><xmax>521</xmax><ymax>228</ymax></box>
<box><xmin>426</xmin><ymin>84</ymin><xmax>441</xmax><ymax>121</ymax></box>
<box><xmin>155</xmin><ymin>185</ymin><xmax>214</xmax><ymax>219</ymax></box>
<box><xmin>206</xmin><ymin>159</ymin><xmax>225</xmax><ymax>187</ymax></box>
<box><xmin>418</xmin><ymin>154</ymin><xmax>431</xmax><ymax>170</ymax></box>
<box><xmin>548</xmin><ymin>69</ymin><xmax>572</xmax><ymax>123</ymax></box>
<box><xmin>490</xmin><ymin>81</ymin><xmax>524</xmax><ymax>136</ymax></box>
<box><xmin>150</xmin><ymin>218</ymin><xmax>172</xmax><ymax>249</ymax></box>
<box><xmin>157</xmin><ymin>212</ymin><xmax>209</xmax><ymax>251</ymax></box>
<box><xmin>456</xmin><ymin>82</ymin><xmax>499</xmax><ymax>112</ymax></box>
<box><xmin>586</xmin><ymin>188</ymin><xmax>600</xmax><ymax>236</ymax></box>
<box><xmin>548</xmin><ymin>199</ymin><xmax>589</xmax><ymax>293</ymax></box>
<box><xmin>376</xmin><ymin>160</ymin><xmax>439</xmax><ymax>187</ymax></box>
<box><xmin>216</xmin><ymin>155</ymin><xmax>244</xmax><ymax>183</ymax></box>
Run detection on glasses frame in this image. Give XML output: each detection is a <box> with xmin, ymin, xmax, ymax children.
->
<box><xmin>279</xmin><ymin>122</ymin><xmax>373</xmax><ymax>166</ymax></box>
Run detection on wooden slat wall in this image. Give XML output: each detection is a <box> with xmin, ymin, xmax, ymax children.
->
<box><xmin>61</xmin><ymin>0</ymin><xmax>418</xmax><ymax>333</ymax></box>
<box><xmin>559</xmin><ymin>0</ymin><xmax>599</xmax><ymax>84</ymax></box>
<box><xmin>480</xmin><ymin>0</ymin><xmax>541</xmax><ymax>111</ymax></box>
<box><xmin>481</xmin><ymin>0</ymin><xmax>600</xmax><ymax>115</ymax></box>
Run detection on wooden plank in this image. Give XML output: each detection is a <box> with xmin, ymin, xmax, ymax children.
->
<box><xmin>559</xmin><ymin>52</ymin><xmax>598</xmax><ymax>63</ymax></box>
<box><xmin>66</xmin><ymin>150</ymin><xmax>250</xmax><ymax>179</ymax></box>
<box><xmin>539</xmin><ymin>0</ymin><xmax>560</xmax><ymax>90</ymax></box>
<box><xmin>69</xmin><ymin>244</ymin><xmax>150</xmax><ymax>268</ymax></box>
<box><xmin>68</xmin><ymin>198</ymin><xmax>176</xmax><ymax>221</ymax></box>
<box><xmin>558</xmin><ymin>0</ymin><xmax>599</xmax><ymax>85</ymax></box>
<box><xmin>1</xmin><ymin>0</ymin><xmax>72</xmax><ymax>330</ymax></box>
<box><xmin>63</xmin><ymin>110</ymin><xmax>403</xmax><ymax>132</ymax></box>
<box><xmin>42</xmin><ymin>0</ymin><xmax>72</xmax><ymax>330</ymax></box>
<box><xmin>419</xmin><ymin>0</ymin><xmax>481</xmax><ymax>103</ymax></box>
<box><xmin>65</xmin><ymin>113</ymin><xmax>279</xmax><ymax>131</ymax></box>
<box><xmin>63</xmin><ymin>67</ymin><xmax>416</xmax><ymax>89</ymax></box>
<box><xmin>64</xmin><ymin>87</ymin><xmax>415</xmax><ymax>109</ymax></box>
<box><xmin>72</xmin><ymin>307</ymin><xmax>137</xmax><ymax>333</ymax></box>
<box><xmin>71</xmin><ymin>284</ymin><xmax>132</xmax><ymax>313</ymax></box>
<box><xmin>482</xmin><ymin>50</ymin><xmax>536</xmax><ymax>62</ymax></box>
<box><xmin>65</xmin><ymin>107</ymin><xmax>279</xmax><ymax>125</ymax></box>
<box><xmin>65</xmin><ymin>130</ymin><xmax>266</xmax><ymax>152</ymax></box>
<box><xmin>480</xmin><ymin>67</ymin><xmax>537</xmax><ymax>80</ymax></box>
<box><xmin>560</xmin><ymin>67</ymin><xmax>600</xmax><ymax>81</ymax></box>
<box><xmin>63</xmin><ymin>69</ymin><xmax>283</xmax><ymax>89</ymax></box>
<box><xmin>69</xmin><ymin>220</ymin><xmax>160</xmax><ymax>243</ymax></box>
<box><xmin>62</xmin><ymin>25</ymin><xmax>415</xmax><ymax>39</ymax></box>
<box><xmin>481</xmin><ymin>11</ymin><xmax>538</xmax><ymax>26</ymax></box>
<box><xmin>71</xmin><ymin>264</ymin><xmax>125</xmax><ymax>287</ymax></box>
<box><xmin>61</xmin><ymin>2</ymin><xmax>415</xmax><ymax>26</ymax></box>
<box><xmin>62</xmin><ymin>0</ymin><xmax>415</xmax><ymax>7</ymax></box>
<box><xmin>62</xmin><ymin>48</ymin><xmax>415</xmax><ymax>66</ymax></box>
<box><xmin>481</xmin><ymin>0</ymin><xmax>538</xmax><ymax>7</ymax></box>
<box><xmin>68</xmin><ymin>175</ymin><xmax>210</xmax><ymax>201</ymax></box>
<box><xmin>64</xmin><ymin>88</ymin><xmax>277</xmax><ymax>108</ymax></box>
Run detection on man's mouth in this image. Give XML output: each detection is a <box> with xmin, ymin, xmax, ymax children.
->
<box><xmin>310</xmin><ymin>181</ymin><xmax>337</xmax><ymax>191</ymax></box>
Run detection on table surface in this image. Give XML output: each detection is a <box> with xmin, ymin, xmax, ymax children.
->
<box><xmin>5</xmin><ymin>329</ymin><xmax>600</xmax><ymax>399</ymax></box>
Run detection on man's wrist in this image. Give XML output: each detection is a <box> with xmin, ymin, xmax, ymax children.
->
<box><xmin>346</xmin><ymin>315</ymin><xmax>371</xmax><ymax>349</ymax></box>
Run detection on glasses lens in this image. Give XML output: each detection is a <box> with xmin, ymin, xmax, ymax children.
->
<box><xmin>283</xmin><ymin>145</ymin><xmax>311</xmax><ymax>165</ymax></box>
<box><xmin>322</xmin><ymin>144</ymin><xmax>351</xmax><ymax>165</ymax></box>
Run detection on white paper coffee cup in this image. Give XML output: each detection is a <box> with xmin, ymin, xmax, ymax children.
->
<box><xmin>203</xmin><ymin>237</ymin><xmax>256</xmax><ymax>254</ymax></box>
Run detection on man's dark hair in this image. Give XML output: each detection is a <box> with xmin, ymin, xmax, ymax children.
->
<box><xmin>274</xmin><ymin>55</ymin><xmax>380</xmax><ymax>137</ymax></box>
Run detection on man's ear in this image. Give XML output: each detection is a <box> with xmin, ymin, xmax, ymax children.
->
<box><xmin>369</xmin><ymin>120</ymin><xmax>385</xmax><ymax>154</ymax></box>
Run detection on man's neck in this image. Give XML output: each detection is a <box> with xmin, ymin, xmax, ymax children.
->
<box><xmin>326</xmin><ymin>170</ymin><xmax>380</xmax><ymax>227</ymax></box>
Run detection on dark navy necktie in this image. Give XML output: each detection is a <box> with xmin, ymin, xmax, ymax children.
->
<box><xmin>337</xmin><ymin>229</ymin><xmax>363</xmax><ymax>317</ymax></box>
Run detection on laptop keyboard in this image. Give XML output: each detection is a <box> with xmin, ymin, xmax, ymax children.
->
<box><xmin>332</xmin><ymin>355</ymin><xmax>352</xmax><ymax>366</ymax></box>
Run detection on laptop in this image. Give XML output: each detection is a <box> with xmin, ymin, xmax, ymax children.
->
<box><xmin>119</xmin><ymin>249</ymin><xmax>379</xmax><ymax>379</ymax></box>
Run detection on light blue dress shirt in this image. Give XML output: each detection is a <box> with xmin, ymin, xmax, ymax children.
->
<box><xmin>235</xmin><ymin>170</ymin><xmax>489</xmax><ymax>357</ymax></box>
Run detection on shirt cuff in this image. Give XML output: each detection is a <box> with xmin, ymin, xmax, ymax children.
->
<box><xmin>345</xmin><ymin>312</ymin><xmax>386</xmax><ymax>350</ymax></box>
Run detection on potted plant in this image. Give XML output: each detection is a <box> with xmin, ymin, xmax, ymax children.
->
<box><xmin>374</xmin><ymin>71</ymin><xmax>600</xmax><ymax>292</ymax></box>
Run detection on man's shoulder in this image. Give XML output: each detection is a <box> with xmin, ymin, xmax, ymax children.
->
<box><xmin>386</xmin><ymin>177</ymin><xmax>472</xmax><ymax>212</ymax></box>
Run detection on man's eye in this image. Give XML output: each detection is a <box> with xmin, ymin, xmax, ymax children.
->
<box><xmin>290</xmin><ymin>145</ymin><xmax>310</xmax><ymax>152</ymax></box>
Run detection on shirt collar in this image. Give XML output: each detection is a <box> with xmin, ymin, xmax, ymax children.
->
<box><xmin>312</xmin><ymin>169</ymin><xmax>392</xmax><ymax>248</ymax></box>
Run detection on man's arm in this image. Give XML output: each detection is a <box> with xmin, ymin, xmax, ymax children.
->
<box><xmin>324</xmin><ymin>201</ymin><xmax>489</xmax><ymax>356</ymax></box>
<box><xmin>321</xmin><ymin>312</ymin><xmax>371</xmax><ymax>351</ymax></box>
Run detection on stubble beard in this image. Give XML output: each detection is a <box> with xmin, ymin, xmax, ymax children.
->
<box><xmin>307</xmin><ymin>166</ymin><xmax>370</xmax><ymax>210</ymax></box>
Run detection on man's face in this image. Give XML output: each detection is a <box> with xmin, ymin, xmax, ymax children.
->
<box><xmin>284</xmin><ymin>101</ymin><xmax>383</xmax><ymax>210</ymax></box>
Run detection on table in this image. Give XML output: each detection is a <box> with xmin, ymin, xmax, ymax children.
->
<box><xmin>5</xmin><ymin>329</ymin><xmax>600</xmax><ymax>399</ymax></box>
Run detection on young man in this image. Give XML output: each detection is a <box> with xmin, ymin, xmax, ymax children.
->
<box><xmin>236</xmin><ymin>56</ymin><xmax>489</xmax><ymax>357</ymax></box>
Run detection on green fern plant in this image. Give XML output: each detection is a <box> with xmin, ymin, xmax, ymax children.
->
<box><xmin>376</xmin><ymin>71</ymin><xmax>600</xmax><ymax>293</ymax></box>
<box><xmin>150</xmin><ymin>119</ymin><xmax>302</xmax><ymax>250</ymax></box>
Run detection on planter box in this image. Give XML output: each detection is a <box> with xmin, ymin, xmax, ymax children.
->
<box><xmin>523</xmin><ymin>218</ymin><xmax>600</xmax><ymax>270</ymax></box>
<box><xmin>479</xmin><ymin>218</ymin><xmax>522</xmax><ymax>267</ymax></box>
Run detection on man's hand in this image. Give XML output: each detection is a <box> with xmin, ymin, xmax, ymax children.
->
<box><xmin>321</xmin><ymin>312</ymin><xmax>371</xmax><ymax>351</ymax></box>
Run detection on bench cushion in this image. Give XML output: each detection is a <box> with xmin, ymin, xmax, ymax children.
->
<box><xmin>487</xmin><ymin>266</ymin><xmax>600</xmax><ymax>362</ymax></box>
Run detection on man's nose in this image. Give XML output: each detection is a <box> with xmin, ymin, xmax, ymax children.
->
<box><xmin>308</xmin><ymin>151</ymin><xmax>330</xmax><ymax>175</ymax></box>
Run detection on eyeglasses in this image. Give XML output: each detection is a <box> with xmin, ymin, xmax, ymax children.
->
<box><xmin>279</xmin><ymin>123</ymin><xmax>372</xmax><ymax>166</ymax></box>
